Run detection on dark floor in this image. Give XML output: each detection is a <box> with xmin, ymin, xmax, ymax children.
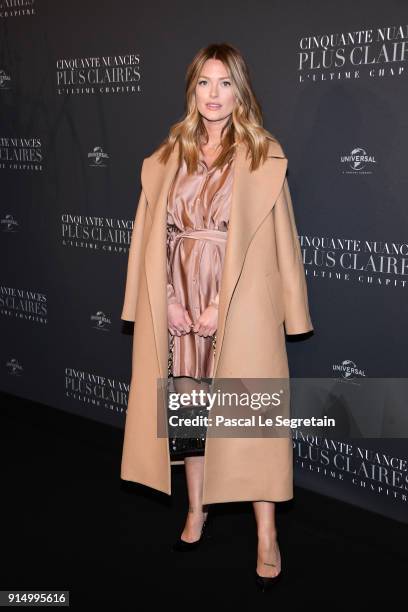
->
<box><xmin>1</xmin><ymin>390</ymin><xmax>407</xmax><ymax>608</ymax></box>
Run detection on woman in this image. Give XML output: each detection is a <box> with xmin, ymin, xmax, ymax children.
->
<box><xmin>120</xmin><ymin>43</ymin><xmax>314</xmax><ymax>590</ymax></box>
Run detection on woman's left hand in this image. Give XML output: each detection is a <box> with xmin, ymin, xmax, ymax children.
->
<box><xmin>192</xmin><ymin>305</ymin><xmax>218</xmax><ymax>337</ymax></box>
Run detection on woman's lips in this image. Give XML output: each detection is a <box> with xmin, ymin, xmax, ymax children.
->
<box><xmin>206</xmin><ymin>104</ymin><xmax>221</xmax><ymax>109</ymax></box>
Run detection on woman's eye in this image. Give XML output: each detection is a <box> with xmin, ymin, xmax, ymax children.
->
<box><xmin>197</xmin><ymin>80</ymin><xmax>230</xmax><ymax>86</ymax></box>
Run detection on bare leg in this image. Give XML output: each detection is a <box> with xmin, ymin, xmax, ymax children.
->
<box><xmin>173</xmin><ymin>375</ymin><xmax>209</xmax><ymax>543</ymax></box>
<box><xmin>182</xmin><ymin>455</ymin><xmax>208</xmax><ymax>541</ymax></box>
<box><xmin>252</xmin><ymin>501</ymin><xmax>281</xmax><ymax>577</ymax></box>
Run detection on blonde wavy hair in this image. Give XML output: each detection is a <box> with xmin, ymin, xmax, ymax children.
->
<box><xmin>156</xmin><ymin>42</ymin><xmax>280</xmax><ymax>173</ymax></box>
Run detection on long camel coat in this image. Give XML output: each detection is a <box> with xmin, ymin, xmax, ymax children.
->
<box><xmin>120</xmin><ymin>137</ymin><xmax>313</xmax><ymax>504</ymax></box>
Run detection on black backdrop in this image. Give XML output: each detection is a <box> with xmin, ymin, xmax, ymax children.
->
<box><xmin>1</xmin><ymin>0</ymin><xmax>407</xmax><ymax>523</ymax></box>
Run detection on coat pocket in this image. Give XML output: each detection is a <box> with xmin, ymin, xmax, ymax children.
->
<box><xmin>264</xmin><ymin>273</ymin><xmax>285</xmax><ymax>326</ymax></box>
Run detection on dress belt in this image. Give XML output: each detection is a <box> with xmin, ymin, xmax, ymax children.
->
<box><xmin>172</xmin><ymin>228</ymin><xmax>227</xmax><ymax>243</ymax></box>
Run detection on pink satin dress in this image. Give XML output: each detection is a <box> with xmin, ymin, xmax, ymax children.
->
<box><xmin>167</xmin><ymin>150</ymin><xmax>235</xmax><ymax>380</ymax></box>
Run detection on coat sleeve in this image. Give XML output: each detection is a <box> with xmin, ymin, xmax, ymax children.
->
<box><xmin>273</xmin><ymin>176</ymin><xmax>314</xmax><ymax>335</ymax></box>
<box><xmin>121</xmin><ymin>185</ymin><xmax>150</xmax><ymax>322</ymax></box>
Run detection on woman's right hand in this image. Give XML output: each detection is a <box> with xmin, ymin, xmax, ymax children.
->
<box><xmin>168</xmin><ymin>302</ymin><xmax>193</xmax><ymax>336</ymax></box>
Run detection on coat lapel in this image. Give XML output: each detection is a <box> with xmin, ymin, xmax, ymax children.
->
<box><xmin>143</xmin><ymin>140</ymin><xmax>288</xmax><ymax>379</ymax></box>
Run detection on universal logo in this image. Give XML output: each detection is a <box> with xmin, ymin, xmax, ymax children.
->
<box><xmin>88</xmin><ymin>146</ymin><xmax>109</xmax><ymax>167</ymax></box>
<box><xmin>0</xmin><ymin>0</ymin><xmax>36</xmax><ymax>18</ymax></box>
<box><xmin>0</xmin><ymin>136</ymin><xmax>43</xmax><ymax>171</ymax></box>
<box><xmin>61</xmin><ymin>213</ymin><xmax>133</xmax><ymax>253</ymax></box>
<box><xmin>299</xmin><ymin>23</ymin><xmax>408</xmax><ymax>83</ymax></box>
<box><xmin>56</xmin><ymin>53</ymin><xmax>141</xmax><ymax>95</ymax></box>
<box><xmin>0</xmin><ymin>69</ymin><xmax>11</xmax><ymax>89</ymax></box>
<box><xmin>333</xmin><ymin>359</ymin><xmax>366</xmax><ymax>380</ymax></box>
<box><xmin>6</xmin><ymin>357</ymin><xmax>23</xmax><ymax>375</ymax></box>
<box><xmin>65</xmin><ymin>366</ymin><xmax>130</xmax><ymax>416</ymax></box>
<box><xmin>340</xmin><ymin>147</ymin><xmax>377</xmax><ymax>174</ymax></box>
<box><xmin>0</xmin><ymin>286</ymin><xmax>48</xmax><ymax>324</ymax></box>
<box><xmin>90</xmin><ymin>311</ymin><xmax>111</xmax><ymax>331</ymax></box>
<box><xmin>1</xmin><ymin>214</ymin><xmax>19</xmax><ymax>231</ymax></box>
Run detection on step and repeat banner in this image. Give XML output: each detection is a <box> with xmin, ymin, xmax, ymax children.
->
<box><xmin>1</xmin><ymin>1</ymin><xmax>407</xmax><ymax>523</ymax></box>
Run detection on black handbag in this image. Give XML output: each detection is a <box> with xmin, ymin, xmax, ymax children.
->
<box><xmin>167</xmin><ymin>332</ymin><xmax>216</xmax><ymax>459</ymax></box>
